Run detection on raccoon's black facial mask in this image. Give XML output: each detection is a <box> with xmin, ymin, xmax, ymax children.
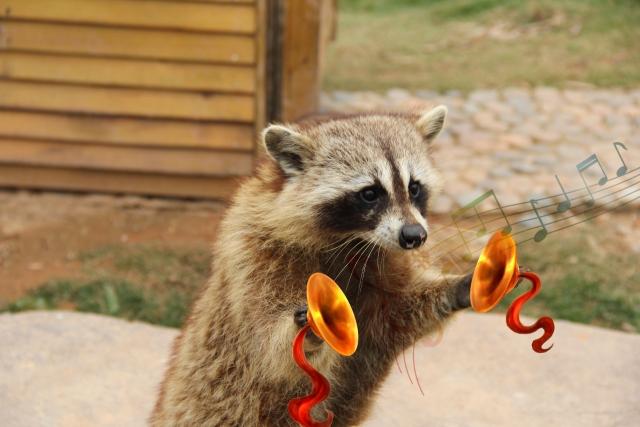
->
<box><xmin>317</xmin><ymin>181</ymin><xmax>389</xmax><ymax>232</ymax></box>
<box><xmin>408</xmin><ymin>179</ymin><xmax>429</xmax><ymax>217</ymax></box>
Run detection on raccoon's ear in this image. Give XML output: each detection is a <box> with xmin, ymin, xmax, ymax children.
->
<box><xmin>262</xmin><ymin>124</ymin><xmax>315</xmax><ymax>176</ymax></box>
<box><xmin>415</xmin><ymin>105</ymin><xmax>447</xmax><ymax>144</ymax></box>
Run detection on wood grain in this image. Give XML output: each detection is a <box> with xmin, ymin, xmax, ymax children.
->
<box><xmin>0</xmin><ymin>81</ymin><xmax>255</xmax><ymax>121</ymax></box>
<box><xmin>0</xmin><ymin>21</ymin><xmax>255</xmax><ymax>64</ymax></box>
<box><xmin>0</xmin><ymin>138</ymin><xmax>254</xmax><ymax>176</ymax></box>
<box><xmin>0</xmin><ymin>164</ymin><xmax>243</xmax><ymax>199</ymax></box>
<box><xmin>0</xmin><ymin>0</ymin><xmax>256</xmax><ymax>33</ymax></box>
<box><xmin>0</xmin><ymin>111</ymin><xmax>254</xmax><ymax>150</ymax></box>
<box><xmin>0</xmin><ymin>52</ymin><xmax>255</xmax><ymax>93</ymax></box>
<box><xmin>280</xmin><ymin>0</ymin><xmax>321</xmax><ymax>121</ymax></box>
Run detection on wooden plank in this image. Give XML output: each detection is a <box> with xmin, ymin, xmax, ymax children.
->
<box><xmin>253</xmin><ymin>0</ymin><xmax>267</xmax><ymax>161</ymax></box>
<box><xmin>0</xmin><ymin>81</ymin><xmax>255</xmax><ymax>121</ymax></box>
<box><xmin>0</xmin><ymin>138</ymin><xmax>253</xmax><ymax>176</ymax></box>
<box><xmin>0</xmin><ymin>111</ymin><xmax>254</xmax><ymax>150</ymax></box>
<box><xmin>280</xmin><ymin>0</ymin><xmax>321</xmax><ymax>121</ymax></box>
<box><xmin>154</xmin><ymin>0</ymin><xmax>254</xmax><ymax>3</ymax></box>
<box><xmin>0</xmin><ymin>0</ymin><xmax>256</xmax><ymax>33</ymax></box>
<box><xmin>0</xmin><ymin>52</ymin><xmax>256</xmax><ymax>93</ymax></box>
<box><xmin>0</xmin><ymin>164</ymin><xmax>242</xmax><ymax>199</ymax></box>
<box><xmin>0</xmin><ymin>21</ymin><xmax>255</xmax><ymax>64</ymax></box>
<box><xmin>173</xmin><ymin>1</ymin><xmax>254</xmax><ymax>3</ymax></box>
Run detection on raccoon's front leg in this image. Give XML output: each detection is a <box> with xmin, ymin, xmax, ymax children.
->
<box><xmin>388</xmin><ymin>272</ymin><xmax>473</xmax><ymax>343</ymax></box>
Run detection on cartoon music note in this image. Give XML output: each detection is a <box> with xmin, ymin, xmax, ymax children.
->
<box><xmin>529</xmin><ymin>199</ymin><xmax>548</xmax><ymax>242</ymax></box>
<box><xmin>554</xmin><ymin>175</ymin><xmax>571</xmax><ymax>213</ymax></box>
<box><xmin>451</xmin><ymin>190</ymin><xmax>512</xmax><ymax>253</ymax></box>
<box><xmin>613</xmin><ymin>142</ymin><xmax>629</xmax><ymax>177</ymax></box>
<box><xmin>576</xmin><ymin>153</ymin><xmax>608</xmax><ymax>207</ymax></box>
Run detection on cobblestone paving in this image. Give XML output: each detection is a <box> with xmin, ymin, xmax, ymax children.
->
<box><xmin>320</xmin><ymin>87</ymin><xmax>640</xmax><ymax>214</ymax></box>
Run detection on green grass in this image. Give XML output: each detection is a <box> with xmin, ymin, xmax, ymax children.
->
<box><xmin>3</xmin><ymin>278</ymin><xmax>190</xmax><ymax>328</ymax></box>
<box><xmin>1</xmin><ymin>244</ymin><xmax>210</xmax><ymax>328</ymax></box>
<box><xmin>325</xmin><ymin>0</ymin><xmax>640</xmax><ymax>91</ymax></box>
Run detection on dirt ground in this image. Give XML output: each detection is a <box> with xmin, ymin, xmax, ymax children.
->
<box><xmin>0</xmin><ymin>190</ymin><xmax>225</xmax><ymax>303</ymax></box>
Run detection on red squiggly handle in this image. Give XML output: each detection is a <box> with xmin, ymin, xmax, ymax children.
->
<box><xmin>288</xmin><ymin>324</ymin><xmax>334</xmax><ymax>427</ymax></box>
<box><xmin>506</xmin><ymin>271</ymin><xmax>555</xmax><ymax>353</ymax></box>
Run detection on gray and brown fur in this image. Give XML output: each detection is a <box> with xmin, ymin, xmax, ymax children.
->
<box><xmin>151</xmin><ymin>106</ymin><xmax>472</xmax><ymax>426</ymax></box>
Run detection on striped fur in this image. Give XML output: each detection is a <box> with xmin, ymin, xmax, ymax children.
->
<box><xmin>151</xmin><ymin>107</ymin><xmax>472</xmax><ymax>426</ymax></box>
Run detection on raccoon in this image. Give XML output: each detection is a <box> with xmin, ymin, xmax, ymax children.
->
<box><xmin>151</xmin><ymin>105</ymin><xmax>472</xmax><ymax>426</ymax></box>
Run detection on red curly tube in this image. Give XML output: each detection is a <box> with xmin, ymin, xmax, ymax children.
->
<box><xmin>506</xmin><ymin>271</ymin><xmax>555</xmax><ymax>353</ymax></box>
<box><xmin>288</xmin><ymin>324</ymin><xmax>334</xmax><ymax>427</ymax></box>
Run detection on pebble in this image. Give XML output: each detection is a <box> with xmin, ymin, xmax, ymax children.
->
<box><xmin>455</xmin><ymin>191</ymin><xmax>483</xmax><ymax>208</ymax></box>
<box><xmin>489</xmin><ymin>167</ymin><xmax>512</xmax><ymax>178</ymax></box>
<box><xmin>533</xmin><ymin>156</ymin><xmax>558</xmax><ymax>167</ymax></box>
<box><xmin>331</xmin><ymin>90</ymin><xmax>355</xmax><ymax>103</ymax></box>
<box><xmin>431</xmin><ymin>195</ymin><xmax>454</xmax><ymax>215</ymax></box>
<box><xmin>415</xmin><ymin>90</ymin><xmax>439</xmax><ymax>100</ymax></box>
<box><xmin>501</xmin><ymin>133</ymin><xmax>532</xmax><ymax>149</ymax></box>
<box><xmin>386</xmin><ymin>88</ymin><xmax>412</xmax><ymax>101</ymax></box>
<box><xmin>510</xmin><ymin>162</ymin><xmax>538</xmax><ymax>174</ymax></box>
<box><xmin>468</xmin><ymin>89</ymin><xmax>499</xmax><ymax>104</ymax></box>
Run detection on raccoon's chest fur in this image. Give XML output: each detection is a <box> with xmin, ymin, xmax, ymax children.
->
<box><xmin>152</xmin><ymin>107</ymin><xmax>470</xmax><ymax>426</ymax></box>
<box><xmin>153</xmin><ymin>245</ymin><xmax>409</xmax><ymax>426</ymax></box>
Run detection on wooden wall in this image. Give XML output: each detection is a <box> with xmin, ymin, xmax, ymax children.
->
<box><xmin>0</xmin><ymin>0</ymin><xmax>331</xmax><ymax>199</ymax></box>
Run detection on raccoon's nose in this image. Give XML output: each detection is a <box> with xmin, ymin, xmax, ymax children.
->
<box><xmin>399</xmin><ymin>224</ymin><xmax>427</xmax><ymax>250</ymax></box>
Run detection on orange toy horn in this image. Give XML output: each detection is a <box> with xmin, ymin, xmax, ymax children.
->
<box><xmin>289</xmin><ymin>273</ymin><xmax>359</xmax><ymax>427</ymax></box>
<box><xmin>306</xmin><ymin>272</ymin><xmax>358</xmax><ymax>356</ymax></box>
<box><xmin>470</xmin><ymin>230</ymin><xmax>519</xmax><ymax>313</ymax></box>
<box><xmin>470</xmin><ymin>231</ymin><xmax>555</xmax><ymax>353</ymax></box>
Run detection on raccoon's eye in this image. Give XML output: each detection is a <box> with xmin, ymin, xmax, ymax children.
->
<box><xmin>409</xmin><ymin>180</ymin><xmax>421</xmax><ymax>198</ymax></box>
<box><xmin>359</xmin><ymin>186</ymin><xmax>380</xmax><ymax>204</ymax></box>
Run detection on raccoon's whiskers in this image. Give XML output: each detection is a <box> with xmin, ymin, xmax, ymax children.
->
<box><xmin>334</xmin><ymin>239</ymin><xmax>369</xmax><ymax>281</ymax></box>
<box><xmin>374</xmin><ymin>241</ymin><xmax>384</xmax><ymax>279</ymax></box>
<box><xmin>327</xmin><ymin>236</ymin><xmax>363</xmax><ymax>271</ymax></box>
<box><xmin>326</xmin><ymin>235</ymin><xmax>360</xmax><ymax>267</ymax></box>
<box><xmin>345</xmin><ymin>239</ymin><xmax>375</xmax><ymax>293</ymax></box>
<box><xmin>401</xmin><ymin>336</ymin><xmax>413</xmax><ymax>385</ymax></box>
<box><xmin>357</xmin><ymin>238</ymin><xmax>379</xmax><ymax>298</ymax></box>
<box><xmin>322</xmin><ymin>234</ymin><xmax>357</xmax><ymax>254</ymax></box>
<box><xmin>412</xmin><ymin>339</ymin><xmax>424</xmax><ymax>396</ymax></box>
<box><xmin>395</xmin><ymin>356</ymin><xmax>403</xmax><ymax>374</ymax></box>
<box><xmin>380</xmin><ymin>246</ymin><xmax>389</xmax><ymax>278</ymax></box>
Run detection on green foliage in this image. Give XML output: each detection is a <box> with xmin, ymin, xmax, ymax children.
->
<box><xmin>2</xmin><ymin>278</ymin><xmax>190</xmax><ymax>328</ymax></box>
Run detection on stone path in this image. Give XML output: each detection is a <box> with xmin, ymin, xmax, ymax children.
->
<box><xmin>1</xmin><ymin>311</ymin><xmax>639</xmax><ymax>427</ymax></box>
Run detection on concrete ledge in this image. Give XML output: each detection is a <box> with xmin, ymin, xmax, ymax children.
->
<box><xmin>1</xmin><ymin>311</ymin><xmax>638</xmax><ymax>426</ymax></box>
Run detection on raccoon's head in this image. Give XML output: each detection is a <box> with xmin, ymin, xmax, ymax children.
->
<box><xmin>261</xmin><ymin>106</ymin><xmax>447</xmax><ymax>251</ymax></box>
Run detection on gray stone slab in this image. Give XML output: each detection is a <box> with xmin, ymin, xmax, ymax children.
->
<box><xmin>1</xmin><ymin>311</ymin><xmax>639</xmax><ymax>427</ymax></box>
<box><xmin>0</xmin><ymin>312</ymin><xmax>175</xmax><ymax>427</ymax></box>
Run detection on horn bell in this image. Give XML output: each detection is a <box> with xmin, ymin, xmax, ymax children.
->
<box><xmin>470</xmin><ymin>231</ymin><xmax>519</xmax><ymax>313</ymax></box>
<box><xmin>306</xmin><ymin>272</ymin><xmax>358</xmax><ymax>356</ymax></box>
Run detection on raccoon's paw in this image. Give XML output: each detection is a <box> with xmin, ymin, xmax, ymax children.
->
<box><xmin>294</xmin><ymin>305</ymin><xmax>308</xmax><ymax>328</ymax></box>
<box><xmin>293</xmin><ymin>305</ymin><xmax>323</xmax><ymax>346</ymax></box>
<box><xmin>453</xmin><ymin>273</ymin><xmax>473</xmax><ymax>311</ymax></box>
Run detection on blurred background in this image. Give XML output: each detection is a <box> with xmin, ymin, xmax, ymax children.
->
<box><xmin>0</xmin><ymin>1</ymin><xmax>638</xmax><ymax>426</ymax></box>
